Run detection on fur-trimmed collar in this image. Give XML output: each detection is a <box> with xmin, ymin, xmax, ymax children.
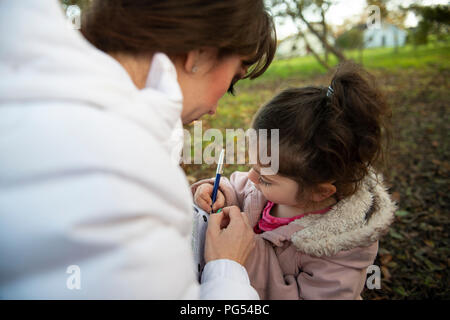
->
<box><xmin>290</xmin><ymin>171</ymin><xmax>397</xmax><ymax>257</ymax></box>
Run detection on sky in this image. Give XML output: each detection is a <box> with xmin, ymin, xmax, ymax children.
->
<box><xmin>272</xmin><ymin>0</ymin><xmax>449</xmax><ymax>39</ymax></box>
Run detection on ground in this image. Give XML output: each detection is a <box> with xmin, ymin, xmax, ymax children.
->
<box><xmin>182</xmin><ymin>42</ymin><xmax>450</xmax><ymax>299</ymax></box>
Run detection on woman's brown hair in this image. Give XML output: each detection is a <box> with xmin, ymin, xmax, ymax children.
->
<box><xmin>252</xmin><ymin>61</ymin><xmax>391</xmax><ymax>200</ymax></box>
<box><xmin>81</xmin><ymin>0</ymin><xmax>276</xmax><ymax>79</ymax></box>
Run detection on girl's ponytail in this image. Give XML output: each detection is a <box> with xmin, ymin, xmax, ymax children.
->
<box><xmin>252</xmin><ymin>61</ymin><xmax>391</xmax><ymax>200</ymax></box>
<box><xmin>327</xmin><ymin>61</ymin><xmax>391</xmax><ymax>181</ymax></box>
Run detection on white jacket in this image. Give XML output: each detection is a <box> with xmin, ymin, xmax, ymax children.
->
<box><xmin>0</xmin><ymin>0</ymin><xmax>258</xmax><ymax>299</ymax></box>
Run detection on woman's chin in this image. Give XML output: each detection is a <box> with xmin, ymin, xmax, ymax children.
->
<box><xmin>182</xmin><ymin>117</ymin><xmax>197</xmax><ymax>125</ymax></box>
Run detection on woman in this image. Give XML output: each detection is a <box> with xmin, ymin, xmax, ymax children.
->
<box><xmin>0</xmin><ymin>0</ymin><xmax>276</xmax><ymax>299</ymax></box>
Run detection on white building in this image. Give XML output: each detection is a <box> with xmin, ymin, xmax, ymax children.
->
<box><xmin>364</xmin><ymin>23</ymin><xmax>407</xmax><ymax>48</ymax></box>
<box><xmin>275</xmin><ymin>22</ymin><xmax>408</xmax><ymax>59</ymax></box>
<box><xmin>276</xmin><ymin>32</ymin><xmax>335</xmax><ymax>59</ymax></box>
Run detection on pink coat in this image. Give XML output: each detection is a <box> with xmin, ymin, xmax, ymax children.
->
<box><xmin>191</xmin><ymin>170</ymin><xmax>396</xmax><ymax>300</ymax></box>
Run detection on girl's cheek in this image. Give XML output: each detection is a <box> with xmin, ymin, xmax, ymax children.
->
<box><xmin>267</xmin><ymin>190</ymin><xmax>296</xmax><ymax>206</ymax></box>
<box><xmin>260</xmin><ymin>188</ymin><xmax>278</xmax><ymax>203</ymax></box>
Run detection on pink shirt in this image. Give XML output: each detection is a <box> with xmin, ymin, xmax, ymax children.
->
<box><xmin>254</xmin><ymin>201</ymin><xmax>331</xmax><ymax>234</ymax></box>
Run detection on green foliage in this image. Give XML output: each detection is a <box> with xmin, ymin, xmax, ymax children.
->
<box><xmin>408</xmin><ymin>4</ymin><xmax>450</xmax><ymax>46</ymax></box>
<box><xmin>247</xmin><ymin>41</ymin><xmax>450</xmax><ymax>85</ymax></box>
<box><xmin>349</xmin><ymin>42</ymin><xmax>450</xmax><ymax>70</ymax></box>
<box><xmin>336</xmin><ymin>28</ymin><xmax>364</xmax><ymax>50</ymax></box>
<box><xmin>253</xmin><ymin>54</ymin><xmax>330</xmax><ymax>82</ymax></box>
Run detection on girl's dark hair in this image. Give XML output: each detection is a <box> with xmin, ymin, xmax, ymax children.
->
<box><xmin>80</xmin><ymin>0</ymin><xmax>276</xmax><ymax>79</ymax></box>
<box><xmin>252</xmin><ymin>61</ymin><xmax>391</xmax><ymax>200</ymax></box>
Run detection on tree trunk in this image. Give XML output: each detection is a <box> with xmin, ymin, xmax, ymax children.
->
<box><xmin>321</xmin><ymin>8</ymin><xmax>329</xmax><ymax>63</ymax></box>
<box><xmin>298</xmin><ymin>11</ymin><xmax>346</xmax><ymax>62</ymax></box>
<box><xmin>300</xmin><ymin>32</ymin><xmax>330</xmax><ymax>70</ymax></box>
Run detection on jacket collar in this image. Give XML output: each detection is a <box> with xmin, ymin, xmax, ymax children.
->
<box><xmin>144</xmin><ymin>53</ymin><xmax>183</xmax><ymax>103</ymax></box>
<box><xmin>131</xmin><ymin>52</ymin><xmax>184</xmax><ymax>156</ymax></box>
<box><xmin>259</xmin><ymin>171</ymin><xmax>396</xmax><ymax>257</ymax></box>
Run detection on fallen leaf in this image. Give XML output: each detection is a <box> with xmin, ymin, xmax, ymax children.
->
<box><xmin>391</xmin><ymin>191</ymin><xmax>401</xmax><ymax>202</ymax></box>
<box><xmin>389</xmin><ymin>229</ymin><xmax>404</xmax><ymax>240</ymax></box>
<box><xmin>381</xmin><ymin>254</ymin><xmax>393</xmax><ymax>265</ymax></box>
<box><xmin>381</xmin><ymin>266</ymin><xmax>391</xmax><ymax>281</ymax></box>
<box><xmin>431</xmin><ymin>159</ymin><xmax>441</xmax><ymax>166</ymax></box>
<box><xmin>395</xmin><ymin>210</ymin><xmax>409</xmax><ymax>217</ymax></box>
<box><xmin>424</xmin><ymin>240</ymin><xmax>435</xmax><ymax>248</ymax></box>
<box><xmin>393</xmin><ymin>286</ymin><xmax>408</xmax><ymax>296</ymax></box>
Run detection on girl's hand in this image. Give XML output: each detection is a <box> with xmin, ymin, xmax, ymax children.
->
<box><xmin>194</xmin><ymin>183</ymin><xmax>225</xmax><ymax>213</ymax></box>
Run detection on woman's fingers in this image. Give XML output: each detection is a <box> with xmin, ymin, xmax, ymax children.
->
<box><xmin>208</xmin><ymin>205</ymin><xmax>239</xmax><ymax>232</ymax></box>
<box><xmin>207</xmin><ymin>206</ymin><xmax>227</xmax><ymax>234</ymax></box>
<box><xmin>204</xmin><ymin>205</ymin><xmax>255</xmax><ymax>265</ymax></box>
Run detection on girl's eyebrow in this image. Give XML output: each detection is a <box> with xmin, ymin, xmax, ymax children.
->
<box><xmin>252</xmin><ymin>167</ymin><xmax>275</xmax><ymax>182</ymax></box>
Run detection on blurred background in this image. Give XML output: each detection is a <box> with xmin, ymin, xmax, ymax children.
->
<box><xmin>62</xmin><ymin>0</ymin><xmax>449</xmax><ymax>299</ymax></box>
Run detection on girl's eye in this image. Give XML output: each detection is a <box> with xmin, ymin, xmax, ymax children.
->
<box><xmin>258</xmin><ymin>176</ymin><xmax>271</xmax><ymax>186</ymax></box>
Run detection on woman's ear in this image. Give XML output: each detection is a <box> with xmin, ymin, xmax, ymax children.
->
<box><xmin>183</xmin><ymin>48</ymin><xmax>217</xmax><ymax>74</ymax></box>
<box><xmin>311</xmin><ymin>182</ymin><xmax>336</xmax><ymax>202</ymax></box>
<box><xmin>183</xmin><ymin>50</ymin><xmax>201</xmax><ymax>75</ymax></box>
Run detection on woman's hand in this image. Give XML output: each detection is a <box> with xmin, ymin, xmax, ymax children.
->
<box><xmin>194</xmin><ymin>183</ymin><xmax>225</xmax><ymax>213</ymax></box>
<box><xmin>204</xmin><ymin>206</ymin><xmax>255</xmax><ymax>266</ymax></box>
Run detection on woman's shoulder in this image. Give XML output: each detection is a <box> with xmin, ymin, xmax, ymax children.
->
<box><xmin>0</xmin><ymin>101</ymin><xmax>164</xmax><ymax>177</ymax></box>
<box><xmin>0</xmin><ymin>100</ymin><xmax>192</xmax><ymax>216</ymax></box>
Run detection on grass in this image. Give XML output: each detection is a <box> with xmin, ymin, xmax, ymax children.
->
<box><xmin>183</xmin><ymin>41</ymin><xmax>450</xmax><ymax>179</ymax></box>
<box><xmin>182</xmin><ymin>41</ymin><xmax>450</xmax><ymax>299</ymax></box>
<box><xmin>244</xmin><ymin>41</ymin><xmax>450</xmax><ymax>84</ymax></box>
<box><xmin>351</xmin><ymin>43</ymin><xmax>450</xmax><ymax>70</ymax></box>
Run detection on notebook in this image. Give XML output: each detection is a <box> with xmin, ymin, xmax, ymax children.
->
<box><xmin>191</xmin><ymin>204</ymin><xmax>209</xmax><ymax>282</ymax></box>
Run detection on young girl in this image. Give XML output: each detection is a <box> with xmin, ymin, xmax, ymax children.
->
<box><xmin>191</xmin><ymin>61</ymin><xmax>396</xmax><ymax>299</ymax></box>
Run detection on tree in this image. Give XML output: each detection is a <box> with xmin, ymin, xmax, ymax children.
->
<box><xmin>269</xmin><ymin>0</ymin><xmax>346</xmax><ymax>70</ymax></box>
<box><xmin>336</xmin><ymin>28</ymin><xmax>364</xmax><ymax>51</ymax></box>
<box><xmin>367</xmin><ymin>0</ymin><xmax>408</xmax><ymax>27</ymax></box>
<box><xmin>335</xmin><ymin>26</ymin><xmax>365</xmax><ymax>64</ymax></box>
<box><xmin>317</xmin><ymin>0</ymin><xmax>332</xmax><ymax>63</ymax></box>
<box><xmin>408</xmin><ymin>4</ymin><xmax>450</xmax><ymax>46</ymax></box>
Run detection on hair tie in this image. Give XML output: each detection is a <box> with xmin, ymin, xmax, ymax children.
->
<box><xmin>326</xmin><ymin>85</ymin><xmax>334</xmax><ymax>97</ymax></box>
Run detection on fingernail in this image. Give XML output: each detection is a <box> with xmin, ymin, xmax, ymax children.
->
<box><xmin>216</xmin><ymin>208</ymin><xmax>222</xmax><ymax>213</ymax></box>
